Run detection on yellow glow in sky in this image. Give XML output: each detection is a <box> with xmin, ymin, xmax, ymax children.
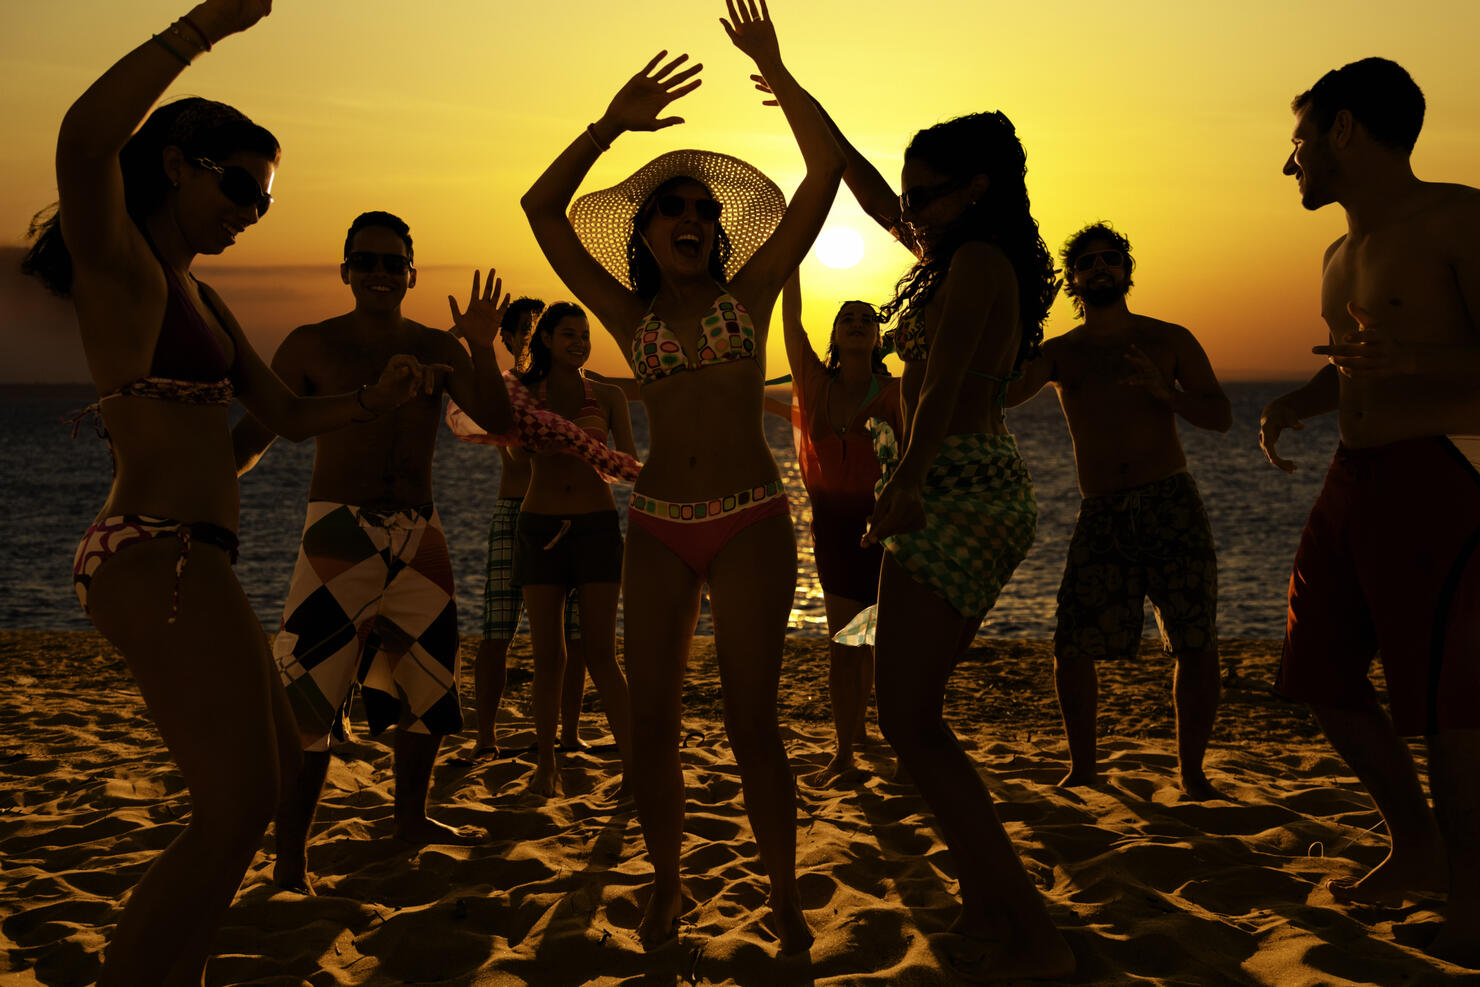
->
<box><xmin>2</xmin><ymin>0</ymin><xmax>1478</xmax><ymax>380</ymax></box>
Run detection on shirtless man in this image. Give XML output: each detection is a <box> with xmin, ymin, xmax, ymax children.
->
<box><xmin>1010</xmin><ymin>222</ymin><xmax>1232</xmax><ymax>799</ymax></box>
<box><xmin>233</xmin><ymin>210</ymin><xmax>513</xmax><ymax>893</ymax></box>
<box><xmin>471</xmin><ymin>298</ymin><xmax>591</xmax><ymax>759</ymax></box>
<box><xmin>1261</xmin><ymin>58</ymin><xmax>1480</xmax><ymax>965</ymax></box>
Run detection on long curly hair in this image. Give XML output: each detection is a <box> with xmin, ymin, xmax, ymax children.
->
<box><xmin>626</xmin><ymin>177</ymin><xmax>732</xmax><ymax>301</ymax></box>
<box><xmin>22</xmin><ymin>97</ymin><xmax>279</xmax><ymax>297</ymax></box>
<box><xmin>879</xmin><ymin>111</ymin><xmax>1058</xmax><ymax>372</ymax></box>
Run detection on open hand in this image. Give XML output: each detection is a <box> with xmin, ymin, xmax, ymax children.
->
<box><xmin>449</xmin><ymin>268</ymin><xmax>511</xmax><ymax>350</ymax></box>
<box><xmin>1120</xmin><ymin>344</ymin><xmax>1173</xmax><ymax>403</ymax></box>
<box><xmin>601</xmin><ymin>52</ymin><xmax>703</xmax><ymax>134</ymax></box>
<box><xmin>749</xmin><ymin>74</ymin><xmax>779</xmax><ymax>107</ymax></box>
<box><xmin>192</xmin><ymin>0</ymin><xmax>272</xmax><ymax>41</ymax></box>
<box><xmin>1310</xmin><ymin>302</ymin><xmax>1417</xmax><ymax>379</ymax></box>
<box><xmin>721</xmin><ymin>0</ymin><xmax>782</xmax><ymax>69</ymax></box>
<box><xmin>862</xmin><ymin>477</ymin><xmax>925</xmax><ymax>545</ymax></box>
<box><xmin>365</xmin><ymin>354</ymin><xmax>453</xmax><ymax>414</ymax></box>
<box><xmin>1259</xmin><ymin>397</ymin><xmax>1304</xmax><ymax>473</ymax></box>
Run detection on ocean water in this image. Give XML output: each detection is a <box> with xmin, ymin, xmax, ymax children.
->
<box><xmin>0</xmin><ymin>381</ymin><xmax>1335</xmax><ymax>639</ymax></box>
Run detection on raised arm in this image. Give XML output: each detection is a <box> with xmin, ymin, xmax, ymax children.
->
<box><xmin>724</xmin><ymin>0</ymin><xmax>844</xmax><ymax>303</ymax></box>
<box><xmin>521</xmin><ymin>52</ymin><xmax>702</xmax><ymax>346</ymax></box>
<box><xmin>780</xmin><ymin>269</ymin><xmax>823</xmax><ymax>380</ymax></box>
<box><xmin>751</xmin><ymin>75</ymin><xmax>916</xmax><ymax>256</ymax></box>
<box><xmin>441</xmin><ymin>268</ymin><xmax>514</xmax><ymax>435</ymax></box>
<box><xmin>57</xmin><ymin>1</ymin><xmax>271</xmax><ymax>277</ymax></box>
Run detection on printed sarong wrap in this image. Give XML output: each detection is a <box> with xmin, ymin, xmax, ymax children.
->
<box><xmin>834</xmin><ymin>419</ymin><xmax>1037</xmax><ymax>645</ymax></box>
<box><xmin>274</xmin><ymin>502</ymin><xmax>461</xmax><ymax>751</ymax></box>
<box><xmin>446</xmin><ymin>371</ymin><xmax>641</xmax><ymax>483</ymax></box>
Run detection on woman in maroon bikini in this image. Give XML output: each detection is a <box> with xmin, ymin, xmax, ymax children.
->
<box><xmin>22</xmin><ymin>3</ymin><xmax>444</xmax><ymax>982</ymax></box>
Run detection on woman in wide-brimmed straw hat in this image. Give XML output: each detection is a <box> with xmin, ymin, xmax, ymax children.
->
<box><xmin>522</xmin><ymin>0</ymin><xmax>842</xmax><ymax>954</ymax></box>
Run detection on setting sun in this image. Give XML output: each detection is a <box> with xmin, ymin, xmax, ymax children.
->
<box><xmin>814</xmin><ymin>225</ymin><xmax>865</xmax><ymax>269</ymax></box>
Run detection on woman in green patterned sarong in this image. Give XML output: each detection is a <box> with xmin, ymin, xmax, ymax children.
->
<box><xmin>817</xmin><ymin>102</ymin><xmax>1074</xmax><ymax>980</ymax></box>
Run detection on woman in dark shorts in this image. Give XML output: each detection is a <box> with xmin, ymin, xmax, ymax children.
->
<box><xmin>779</xmin><ymin>270</ymin><xmax>900</xmax><ymax>784</ymax></box>
<box><xmin>512</xmin><ymin>302</ymin><xmax>636</xmax><ymax>796</ymax></box>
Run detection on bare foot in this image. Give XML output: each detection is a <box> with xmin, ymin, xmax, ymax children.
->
<box><xmin>272</xmin><ymin>860</ymin><xmax>315</xmax><ymax>896</ymax></box>
<box><xmin>1180</xmin><ymin>772</ymin><xmax>1229</xmax><ymax>801</ymax></box>
<box><xmin>803</xmin><ymin>752</ymin><xmax>866</xmax><ymax>788</ymax></box>
<box><xmin>528</xmin><ymin>760</ymin><xmax>559</xmax><ymax>797</ymax></box>
<box><xmin>558</xmin><ymin>737</ymin><xmax>590</xmax><ymax>752</ymax></box>
<box><xmin>394</xmin><ymin>817</ymin><xmax>489</xmax><ymax>846</ymax></box>
<box><xmin>1427</xmin><ymin>924</ymin><xmax>1480</xmax><ymax>969</ymax></box>
<box><xmin>767</xmin><ymin>893</ymin><xmax>814</xmax><ymax>954</ymax></box>
<box><xmin>474</xmin><ymin>743</ymin><xmax>501</xmax><ymax>761</ymax></box>
<box><xmin>939</xmin><ymin>929</ymin><xmax>1075</xmax><ymax>982</ymax></box>
<box><xmin>638</xmin><ymin>882</ymin><xmax>685</xmax><ymax>950</ymax></box>
<box><xmin>1057</xmin><ymin>768</ymin><xmax>1099</xmax><ymax>789</ymax></box>
<box><xmin>1326</xmin><ymin>845</ymin><xmax>1447</xmax><ymax>907</ymax></box>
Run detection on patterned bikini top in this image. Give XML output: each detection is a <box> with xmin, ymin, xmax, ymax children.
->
<box><xmin>631</xmin><ymin>292</ymin><xmax>757</xmax><ymax>385</ymax></box>
<box><xmin>538</xmin><ymin>376</ymin><xmax>606</xmax><ymax>442</ymax></box>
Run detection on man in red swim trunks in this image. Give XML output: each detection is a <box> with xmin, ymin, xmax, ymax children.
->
<box><xmin>1261</xmin><ymin>58</ymin><xmax>1480</xmax><ymax>967</ymax></box>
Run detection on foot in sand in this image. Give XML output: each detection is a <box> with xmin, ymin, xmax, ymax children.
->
<box><xmin>558</xmin><ymin>735</ymin><xmax>590</xmax><ymax>751</ymax></box>
<box><xmin>1057</xmin><ymin>768</ymin><xmax>1099</xmax><ymax>789</ymax></box>
<box><xmin>1326</xmin><ymin>844</ymin><xmax>1448</xmax><ymax>907</ymax></box>
<box><xmin>528</xmin><ymin>761</ymin><xmax>560</xmax><ymax>798</ymax></box>
<box><xmin>271</xmin><ymin>861</ymin><xmax>315</xmax><ymax>896</ymax></box>
<box><xmin>804</xmin><ymin>752</ymin><xmax>866</xmax><ymax>788</ymax></box>
<box><xmin>1180</xmin><ymin>772</ymin><xmax>1230</xmax><ymax>802</ymax></box>
<box><xmin>766</xmin><ymin>894</ymin><xmax>815</xmax><ymax>954</ymax></box>
<box><xmin>938</xmin><ymin>929</ymin><xmax>1075</xmax><ymax>982</ymax></box>
<box><xmin>638</xmin><ymin>881</ymin><xmax>686</xmax><ymax>950</ymax></box>
<box><xmin>394</xmin><ymin>817</ymin><xmax>489</xmax><ymax>846</ymax></box>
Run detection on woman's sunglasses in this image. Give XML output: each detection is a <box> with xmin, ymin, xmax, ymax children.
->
<box><xmin>898</xmin><ymin>177</ymin><xmax>966</xmax><ymax>214</ymax></box>
<box><xmin>191</xmin><ymin>157</ymin><xmax>273</xmax><ymax>216</ymax></box>
<box><xmin>345</xmin><ymin>251</ymin><xmax>414</xmax><ymax>275</ymax></box>
<box><xmin>652</xmin><ymin>194</ymin><xmax>722</xmax><ymax>222</ymax></box>
<box><xmin>1072</xmin><ymin>249</ymin><xmax>1125</xmax><ymax>272</ymax></box>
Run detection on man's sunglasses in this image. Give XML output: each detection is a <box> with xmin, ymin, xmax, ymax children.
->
<box><xmin>652</xmin><ymin>194</ymin><xmax>722</xmax><ymax>221</ymax></box>
<box><xmin>191</xmin><ymin>157</ymin><xmax>273</xmax><ymax>216</ymax></box>
<box><xmin>899</xmin><ymin>177</ymin><xmax>966</xmax><ymax>214</ymax></box>
<box><xmin>1072</xmin><ymin>249</ymin><xmax>1125</xmax><ymax>272</ymax></box>
<box><xmin>345</xmin><ymin>251</ymin><xmax>414</xmax><ymax>275</ymax></box>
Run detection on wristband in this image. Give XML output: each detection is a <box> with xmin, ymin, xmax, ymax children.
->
<box><xmin>178</xmin><ymin>15</ymin><xmax>212</xmax><ymax>51</ymax></box>
<box><xmin>150</xmin><ymin>33</ymin><xmax>193</xmax><ymax>66</ymax></box>
<box><xmin>585</xmin><ymin>123</ymin><xmax>611</xmax><ymax>153</ymax></box>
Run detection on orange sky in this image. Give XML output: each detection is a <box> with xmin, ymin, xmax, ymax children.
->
<box><xmin>3</xmin><ymin>0</ymin><xmax>1477</xmax><ymax>382</ymax></box>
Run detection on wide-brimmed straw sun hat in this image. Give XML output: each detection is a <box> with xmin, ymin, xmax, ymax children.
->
<box><xmin>569</xmin><ymin>149</ymin><xmax>786</xmax><ymax>289</ymax></box>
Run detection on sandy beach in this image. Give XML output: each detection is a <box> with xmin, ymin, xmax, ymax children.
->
<box><xmin>0</xmin><ymin>629</ymin><xmax>1472</xmax><ymax>986</ymax></box>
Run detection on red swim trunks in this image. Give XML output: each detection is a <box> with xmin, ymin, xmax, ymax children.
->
<box><xmin>1279</xmin><ymin>436</ymin><xmax>1480</xmax><ymax>736</ymax></box>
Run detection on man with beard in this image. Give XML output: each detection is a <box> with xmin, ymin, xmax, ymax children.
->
<box><xmin>1261</xmin><ymin>58</ymin><xmax>1480</xmax><ymax>966</ymax></box>
<box><xmin>233</xmin><ymin>211</ymin><xmax>514</xmax><ymax>893</ymax></box>
<box><xmin>1009</xmin><ymin>222</ymin><xmax>1232</xmax><ymax>799</ymax></box>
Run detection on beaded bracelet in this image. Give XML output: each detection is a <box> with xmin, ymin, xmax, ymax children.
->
<box><xmin>150</xmin><ymin>33</ymin><xmax>193</xmax><ymax>66</ymax></box>
<box><xmin>355</xmin><ymin>384</ymin><xmax>380</xmax><ymax>421</ymax></box>
<box><xmin>585</xmin><ymin>123</ymin><xmax>610</xmax><ymax>153</ymax></box>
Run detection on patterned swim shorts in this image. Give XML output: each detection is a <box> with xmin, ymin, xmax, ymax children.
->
<box><xmin>273</xmin><ymin>502</ymin><xmax>461</xmax><ymax>751</ymax></box>
<box><xmin>1054</xmin><ymin>472</ymin><xmax>1218</xmax><ymax>661</ymax></box>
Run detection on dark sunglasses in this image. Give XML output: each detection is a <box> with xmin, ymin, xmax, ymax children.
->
<box><xmin>898</xmin><ymin>177</ymin><xmax>966</xmax><ymax>213</ymax></box>
<box><xmin>191</xmin><ymin>157</ymin><xmax>273</xmax><ymax>216</ymax></box>
<box><xmin>345</xmin><ymin>251</ymin><xmax>414</xmax><ymax>275</ymax></box>
<box><xmin>1072</xmin><ymin>249</ymin><xmax>1125</xmax><ymax>272</ymax></box>
<box><xmin>653</xmin><ymin>194</ymin><xmax>723</xmax><ymax>222</ymax></box>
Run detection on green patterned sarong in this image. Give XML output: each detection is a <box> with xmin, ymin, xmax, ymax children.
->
<box><xmin>834</xmin><ymin>420</ymin><xmax>1037</xmax><ymax>645</ymax></box>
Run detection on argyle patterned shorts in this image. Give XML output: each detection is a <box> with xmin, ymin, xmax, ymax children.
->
<box><xmin>273</xmin><ymin>502</ymin><xmax>461</xmax><ymax>751</ymax></box>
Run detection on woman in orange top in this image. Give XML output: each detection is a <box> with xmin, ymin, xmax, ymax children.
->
<box><xmin>780</xmin><ymin>271</ymin><xmax>899</xmax><ymax>783</ymax></box>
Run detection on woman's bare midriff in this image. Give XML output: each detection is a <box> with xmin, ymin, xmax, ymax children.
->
<box><xmin>95</xmin><ymin>398</ymin><xmax>240</xmax><ymax>529</ymax></box>
<box><xmin>636</xmin><ymin>362</ymin><xmax>781</xmax><ymax>499</ymax></box>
